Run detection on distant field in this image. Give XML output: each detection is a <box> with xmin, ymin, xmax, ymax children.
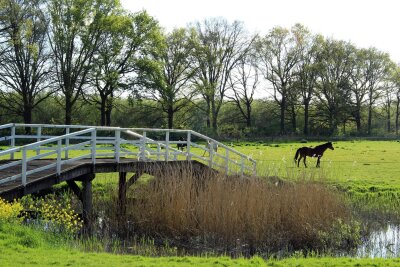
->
<box><xmin>230</xmin><ymin>140</ymin><xmax>400</xmax><ymax>219</ymax></box>
<box><xmin>232</xmin><ymin>140</ymin><xmax>400</xmax><ymax>189</ymax></box>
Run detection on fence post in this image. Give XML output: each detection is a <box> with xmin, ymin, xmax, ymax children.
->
<box><xmin>240</xmin><ymin>156</ymin><xmax>244</xmax><ymax>177</ymax></box>
<box><xmin>10</xmin><ymin>125</ymin><xmax>15</xmax><ymax>160</ymax></box>
<box><xmin>57</xmin><ymin>139</ymin><xmax>62</xmax><ymax>174</ymax></box>
<box><xmin>186</xmin><ymin>131</ymin><xmax>191</xmax><ymax>161</ymax></box>
<box><xmin>209</xmin><ymin>140</ymin><xmax>213</xmax><ymax>168</ymax></box>
<box><xmin>225</xmin><ymin>149</ymin><xmax>229</xmax><ymax>175</ymax></box>
<box><xmin>22</xmin><ymin>148</ymin><xmax>27</xmax><ymax>186</ymax></box>
<box><xmin>140</xmin><ymin>131</ymin><xmax>146</xmax><ymax>160</ymax></box>
<box><xmin>165</xmin><ymin>131</ymin><xmax>169</xmax><ymax>161</ymax></box>
<box><xmin>91</xmin><ymin>129</ymin><xmax>96</xmax><ymax>165</ymax></box>
<box><xmin>115</xmin><ymin>129</ymin><xmax>120</xmax><ymax>163</ymax></box>
<box><xmin>36</xmin><ymin>126</ymin><xmax>42</xmax><ymax>156</ymax></box>
<box><xmin>65</xmin><ymin>127</ymin><xmax>70</xmax><ymax>159</ymax></box>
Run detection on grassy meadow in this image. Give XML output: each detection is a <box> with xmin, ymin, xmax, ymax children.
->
<box><xmin>2</xmin><ymin>139</ymin><xmax>400</xmax><ymax>266</ymax></box>
<box><xmin>230</xmin><ymin>140</ymin><xmax>400</xmax><ymax>220</ymax></box>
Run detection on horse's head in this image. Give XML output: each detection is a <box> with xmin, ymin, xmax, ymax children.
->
<box><xmin>327</xmin><ymin>142</ymin><xmax>334</xmax><ymax>150</ymax></box>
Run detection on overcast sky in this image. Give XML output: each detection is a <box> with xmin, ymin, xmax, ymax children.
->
<box><xmin>120</xmin><ymin>0</ymin><xmax>400</xmax><ymax>64</ymax></box>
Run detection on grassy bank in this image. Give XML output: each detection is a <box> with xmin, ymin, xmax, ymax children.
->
<box><xmin>1</xmin><ymin>222</ymin><xmax>400</xmax><ymax>267</ymax></box>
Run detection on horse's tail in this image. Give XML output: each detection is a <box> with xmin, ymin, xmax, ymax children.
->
<box><xmin>294</xmin><ymin>148</ymin><xmax>300</xmax><ymax>162</ymax></box>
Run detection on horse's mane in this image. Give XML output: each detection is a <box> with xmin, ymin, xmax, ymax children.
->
<box><xmin>314</xmin><ymin>142</ymin><xmax>331</xmax><ymax>149</ymax></box>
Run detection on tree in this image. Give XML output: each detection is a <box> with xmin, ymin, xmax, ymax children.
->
<box><xmin>0</xmin><ymin>0</ymin><xmax>52</xmax><ymax>128</ymax></box>
<box><xmin>88</xmin><ymin>10</ymin><xmax>161</xmax><ymax>126</ymax></box>
<box><xmin>147</xmin><ymin>28</ymin><xmax>195</xmax><ymax>129</ymax></box>
<box><xmin>191</xmin><ymin>18</ymin><xmax>254</xmax><ymax>132</ymax></box>
<box><xmin>227</xmin><ymin>46</ymin><xmax>258</xmax><ymax>127</ymax></box>
<box><xmin>314</xmin><ymin>38</ymin><xmax>355</xmax><ymax>135</ymax></box>
<box><xmin>393</xmin><ymin>66</ymin><xmax>400</xmax><ymax>135</ymax></box>
<box><xmin>361</xmin><ymin>48</ymin><xmax>393</xmax><ymax>135</ymax></box>
<box><xmin>256</xmin><ymin>24</ymin><xmax>307</xmax><ymax>134</ymax></box>
<box><xmin>48</xmin><ymin>0</ymin><xmax>117</xmax><ymax>125</ymax></box>
<box><xmin>292</xmin><ymin>34</ymin><xmax>322</xmax><ymax>135</ymax></box>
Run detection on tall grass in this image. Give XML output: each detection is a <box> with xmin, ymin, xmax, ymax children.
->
<box><xmin>127</xmin><ymin>165</ymin><xmax>359</xmax><ymax>255</ymax></box>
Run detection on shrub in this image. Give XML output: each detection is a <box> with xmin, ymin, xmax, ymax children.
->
<box><xmin>0</xmin><ymin>198</ymin><xmax>23</xmax><ymax>223</ymax></box>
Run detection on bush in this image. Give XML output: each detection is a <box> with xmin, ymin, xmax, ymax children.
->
<box><xmin>0</xmin><ymin>198</ymin><xmax>23</xmax><ymax>223</ymax></box>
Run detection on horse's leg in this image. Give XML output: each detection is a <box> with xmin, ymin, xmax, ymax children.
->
<box><xmin>316</xmin><ymin>156</ymin><xmax>321</xmax><ymax>168</ymax></box>
<box><xmin>297</xmin><ymin>155</ymin><xmax>302</xmax><ymax>167</ymax></box>
<box><xmin>303</xmin><ymin>156</ymin><xmax>307</xmax><ymax>168</ymax></box>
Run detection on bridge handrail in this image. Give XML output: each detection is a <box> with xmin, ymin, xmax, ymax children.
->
<box><xmin>0</xmin><ymin>123</ymin><xmax>256</xmax><ymax>187</ymax></box>
<box><xmin>0</xmin><ymin>128</ymin><xmax>96</xmax><ymax>186</ymax></box>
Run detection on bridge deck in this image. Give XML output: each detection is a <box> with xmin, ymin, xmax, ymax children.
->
<box><xmin>0</xmin><ymin>158</ymin><xmax>207</xmax><ymax>201</ymax></box>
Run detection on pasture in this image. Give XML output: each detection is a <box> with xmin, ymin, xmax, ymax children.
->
<box><xmin>235</xmin><ymin>140</ymin><xmax>400</xmax><ymax>192</ymax></box>
<box><xmin>232</xmin><ymin>140</ymin><xmax>400</xmax><ymax>220</ymax></box>
<box><xmin>2</xmin><ymin>139</ymin><xmax>400</xmax><ymax>266</ymax></box>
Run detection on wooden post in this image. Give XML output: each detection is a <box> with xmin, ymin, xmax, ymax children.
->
<box><xmin>82</xmin><ymin>174</ymin><xmax>94</xmax><ymax>235</ymax></box>
<box><xmin>118</xmin><ymin>172</ymin><xmax>127</xmax><ymax>218</ymax></box>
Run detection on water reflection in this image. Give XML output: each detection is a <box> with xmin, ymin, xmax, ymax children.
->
<box><xmin>357</xmin><ymin>224</ymin><xmax>400</xmax><ymax>258</ymax></box>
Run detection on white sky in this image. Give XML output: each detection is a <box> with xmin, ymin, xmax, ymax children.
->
<box><xmin>120</xmin><ymin>0</ymin><xmax>400</xmax><ymax>64</ymax></box>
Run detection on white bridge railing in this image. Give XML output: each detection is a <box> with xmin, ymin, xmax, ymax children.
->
<box><xmin>0</xmin><ymin>123</ymin><xmax>256</xmax><ymax>186</ymax></box>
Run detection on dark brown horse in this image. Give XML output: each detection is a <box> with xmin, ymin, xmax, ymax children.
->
<box><xmin>294</xmin><ymin>142</ymin><xmax>334</xmax><ymax>168</ymax></box>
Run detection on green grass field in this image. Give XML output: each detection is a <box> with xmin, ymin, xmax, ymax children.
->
<box><xmin>2</xmin><ymin>222</ymin><xmax>400</xmax><ymax>267</ymax></box>
<box><xmin>229</xmin><ymin>140</ymin><xmax>400</xmax><ymax>220</ymax></box>
<box><xmin>2</xmin><ymin>140</ymin><xmax>400</xmax><ymax>266</ymax></box>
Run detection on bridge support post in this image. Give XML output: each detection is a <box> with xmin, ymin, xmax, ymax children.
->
<box><xmin>118</xmin><ymin>172</ymin><xmax>127</xmax><ymax>219</ymax></box>
<box><xmin>82</xmin><ymin>173</ymin><xmax>95</xmax><ymax>235</ymax></box>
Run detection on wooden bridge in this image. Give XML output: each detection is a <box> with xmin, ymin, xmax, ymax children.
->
<box><xmin>0</xmin><ymin>123</ymin><xmax>256</xmax><ymax>230</ymax></box>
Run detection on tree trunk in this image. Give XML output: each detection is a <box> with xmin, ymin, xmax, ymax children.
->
<box><xmin>246</xmin><ymin>103</ymin><xmax>251</xmax><ymax>127</ymax></box>
<box><xmin>387</xmin><ymin>104</ymin><xmax>391</xmax><ymax>133</ymax></box>
<box><xmin>396</xmin><ymin>99</ymin><xmax>399</xmax><ymax>136</ymax></box>
<box><xmin>100</xmin><ymin>97</ymin><xmax>106</xmax><ymax>126</ymax></box>
<box><xmin>367</xmin><ymin>104</ymin><xmax>373</xmax><ymax>135</ymax></box>
<box><xmin>65</xmin><ymin>95</ymin><xmax>72</xmax><ymax>125</ymax></box>
<box><xmin>280</xmin><ymin>98</ymin><xmax>286</xmax><ymax>135</ymax></box>
<box><xmin>23</xmin><ymin>104</ymin><xmax>33</xmax><ymax>134</ymax></box>
<box><xmin>167</xmin><ymin>106</ymin><xmax>174</xmax><ymax>129</ymax></box>
<box><xmin>303</xmin><ymin>101</ymin><xmax>309</xmax><ymax>135</ymax></box>
<box><xmin>291</xmin><ymin>104</ymin><xmax>296</xmax><ymax>134</ymax></box>
<box><xmin>211</xmin><ymin>99</ymin><xmax>217</xmax><ymax>131</ymax></box>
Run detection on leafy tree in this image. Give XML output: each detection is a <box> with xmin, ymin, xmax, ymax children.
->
<box><xmin>146</xmin><ymin>28</ymin><xmax>195</xmax><ymax>129</ymax></box>
<box><xmin>315</xmin><ymin>38</ymin><xmax>355</xmax><ymax>135</ymax></box>
<box><xmin>48</xmin><ymin>0</ymin><xmax>118</xmax><ymax>125</ymax></box>
<box><xmin>393</xmin><ymin>66</ymin><xmax>400</xmax><ymax>135</ymax></box>
<box><xmin>361</xmin><ymin>48</ymin><xmax>393</xmax><ymax>135</ymax></box>
<box><xmin>0</xmin><ymin>0</ymin><xmax>52</xmax><ymax>128</ymax></box>
<box><xmin>292</xmin><ymin>33</ymin><xmax>321</xmax><ymax>135</ymax></box>
<box><xmin>88</xmin><ymin>10</ymin><xmax>161</xmax><ymax>126</ymax></box>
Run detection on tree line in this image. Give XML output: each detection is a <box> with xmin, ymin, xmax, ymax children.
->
<box><xmin>0</xmin><ymin>0</ymin><xmax>399</xmax><ymax>137</ymax></box>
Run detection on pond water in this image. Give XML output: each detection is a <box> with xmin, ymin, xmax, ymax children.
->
<box><xmin>356</xmin><ymin>224</ymin><xmax>400</xmax><ymax>258</ymax></box>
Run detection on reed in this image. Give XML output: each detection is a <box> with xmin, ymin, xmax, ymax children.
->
<box><xmin>126</xmin><ymin>165</ymin><xmax>358</xmax><ymax>254</ymax></box>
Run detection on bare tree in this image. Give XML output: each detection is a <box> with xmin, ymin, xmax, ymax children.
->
<box><xmin>256</xmin><ymin>24</ymin><xmax>306</xmax><ymax>134</ymax></box>
<box><xmin>191</xmin><ymin>18</ymin><xmax>254</xmax><ymax>132</ymax></box>
<box><xmin>227</xmin><ymin>48</ymin><xmax>258</xmax><ymax>127</ymax></box>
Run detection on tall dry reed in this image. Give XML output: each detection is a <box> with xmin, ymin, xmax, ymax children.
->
<box><xmin>128</xmin><ymin>164</ymin><xmax>354</xmax><ymax>253</ymax></box>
